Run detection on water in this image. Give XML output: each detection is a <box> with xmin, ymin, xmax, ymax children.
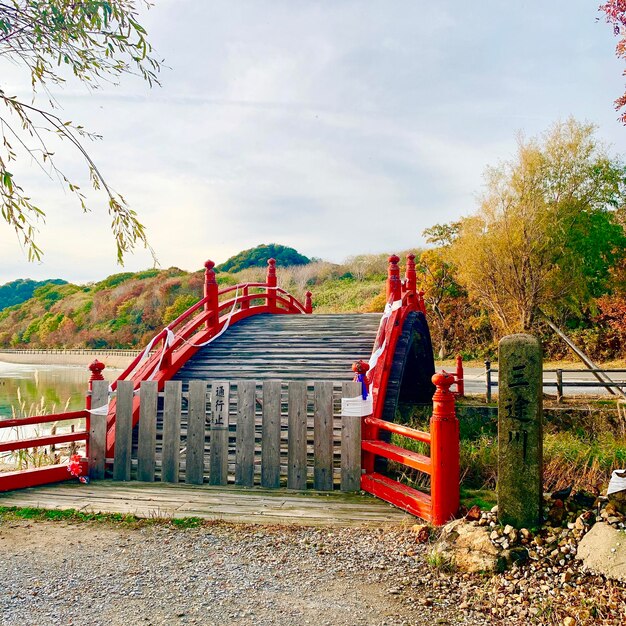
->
<box><xmin>0</xmin><ymin>362</ymin><xmax>120</xmax><ymax>466</ymax></box>
<box><xmin>0</xmin><ymin>361</ymin><xmax>119</xmax><ymax>419</ymax></box>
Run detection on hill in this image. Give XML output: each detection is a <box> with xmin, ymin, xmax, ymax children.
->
<box><xmin>216</xmin><ymin>244</ymin><xmax>310</xmax><ymax>273</ymax></box>
<box><xmin>0</xmin><ymin>255</ymin><xmax>391</xmax><ymax>350</ymax></box>
<box><xmin>0</xmin><ymin>279</ymin><xmax>67</xmax><ymax>311</ymax></box>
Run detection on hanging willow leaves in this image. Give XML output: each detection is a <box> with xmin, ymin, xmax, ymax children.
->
<box><xmin>0</xmin><ymin>1</ymin><xmax>161</xmax><ymax>262</ymax></box>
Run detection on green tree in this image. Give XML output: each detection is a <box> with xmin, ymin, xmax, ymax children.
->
<box><xmin>0</xmin><ymin>1</ymin><xmax>161</xmax><ymax>262</ymax></box>
<box><xmin>449</xmin><ymin>118</ymin><xmax>626</xmax><ymax>334</ymax></box>
<box><xmin>217</xmin><ymin>244</ymin><xmax>311</xmax><ymax>273</ymax></box>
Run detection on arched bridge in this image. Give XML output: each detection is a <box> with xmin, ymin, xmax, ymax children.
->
<box><xmin>1</xmin><ymin>254</ymin><xmax>461</xmax><ymax>525</ymax></box>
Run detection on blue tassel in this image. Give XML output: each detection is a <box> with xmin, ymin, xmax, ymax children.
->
<box><xmin>357</xmin><ymin>373</ymin><xmax>368</xmax><ymax>400</ymax></box>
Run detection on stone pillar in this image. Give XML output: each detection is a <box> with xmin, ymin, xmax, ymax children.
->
<box><xmin>497</xmin><ymin>334</ymin><xmax>543</xmax><ymax>529</ymax></box>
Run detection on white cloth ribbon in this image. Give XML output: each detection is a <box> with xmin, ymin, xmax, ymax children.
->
<box><xmin>180</xmin><ymin>286</ymin><xmax>242</xmax><ymax>349</ymax></box>
<box><xmin>341</xmin><ymin>395</ymin><xmax>374</xmax><ymax>417</ymax></box>
<box><xmin>607</xmin><ymin>469</ymin><xmax>626</xmax><ymax>495</ymax></box>
<box><xmin>367</xmin><ymin>299</ymin><xmax>402</xmax><ymax>370</ymax></box>
<box><xmin>87</xmin><ymin>404</ymin><xmax>109</xmax><ymax>416</ymax></box>
<box><xmin>147</xmin><ymin>327</ymin><xmax>176</xmax><ymax>381</ymax></box>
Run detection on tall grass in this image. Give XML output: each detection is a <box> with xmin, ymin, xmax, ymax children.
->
<box><xmin>391</xmin><ymin>404</ymin><xmax>626</xmax><ymax>493</ymax></box>
<box><xmin>1</xmin><ymin>388</ymin><xmax>75</xmax><ymax>471</ymax></box>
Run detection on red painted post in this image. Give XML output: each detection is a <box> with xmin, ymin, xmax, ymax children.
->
<box><xmin>241</xmin><ymin>285</ymin><xmax>249</xmax><ymax>311</ymax></box>
<box><xmin>455</xmin><ymin>355</ymin><xmax>465</xmax><ymax>397</ymax></box>
<box><xmin>204</xmin><ymin>260</ymin><xmax>218</xmax><ymax>329</ymax></box>
<box><xmin>405</xmin><ymin>253</ymin><xmax>417</xmax><ymax>294</ymax></box>
<box><xmin>417</xmin><ymin>289</ymin><xmax>426</xmax><ymax>314</ymax></box>
<box><xmin>386</xmin><ymin>255</ymin><xmax>402</xmax><ymax>302</ymax></box>
<box><xmin>86</xmin><ymin>359</ymin><xmax>105</xmax><ymax>458</ymax></box>
<box><xmin>304</xmin><ymin>291</ymin><xmax>313</xmax><ymax>314</ymax></box>
<box><xmin>430</xmin><ymin>371</ymin><xmax>460</xmax><ymax>526</ymax></box>
<box><xmin>86</xmin><ymin>360</ymin><xmax>105</xmax><ymax>410</ymax></box>
<box><xmin>353</xmin><ymin>360</ymin><xmax>375</xmax><ymax>474</ymax></box>
<box><xmin>266</xmin><ymin>258</ymin><xmax>277</xmax><ymax>312</ymax></box>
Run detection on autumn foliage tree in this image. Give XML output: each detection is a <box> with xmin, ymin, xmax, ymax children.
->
<box><xmin>449</xmin><ymin>119</ymin><xmax>626</xmax><ymax>334</ymax></box>
<box><xmin>601</xmin><ymin>1</ymin><xmax>626</xmax><ymax>123</ymax></box>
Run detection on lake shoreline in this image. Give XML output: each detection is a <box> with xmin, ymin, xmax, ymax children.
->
<box><xmin>0</xmin><ymin>351</ymin><xmax>133</xmax><ymax>370</ymax></box>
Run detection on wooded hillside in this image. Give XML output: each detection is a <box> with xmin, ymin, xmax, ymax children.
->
<box><xmin>0</xmin><ymin>279</ymin><xmax>67</xmax><ymax>311</ymax></box>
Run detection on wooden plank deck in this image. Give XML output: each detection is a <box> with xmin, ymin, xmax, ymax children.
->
<box><xmin>0</xmin><ymin>480</ymin><xmax>413</xmax><ymax>527</ymax></box>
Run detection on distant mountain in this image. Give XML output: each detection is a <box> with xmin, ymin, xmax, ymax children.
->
<box><xmin>0</xmin><ymin>250</ymin><xmax>395</xmax><ymax>350</ymax></box>
<box><xmin>0</xmin><ymin>279</ymin><xmax>67</xmax><ymax>311</ymax></box>
<box><xmin>217</xmin><ymin>244</ymin><xmax>310</xmax><ymax>273</ymax></box>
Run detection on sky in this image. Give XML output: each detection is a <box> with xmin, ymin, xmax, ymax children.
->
<box><xmin>1</xmin><ymin>1</ymin><xmax>625</xmax><ymax>284</ymax></box>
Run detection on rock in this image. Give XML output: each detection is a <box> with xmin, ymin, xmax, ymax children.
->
<box><xmin>465</xmin><ymin>505</ymin><xmax>481</xmax><ymax>521</ymax></box>
<box><xmin>431</xmin><ymin>519</ymin><xmax>501</xmax><ymax>573</ymax></box>
<box><xmin>411</xmin><ymin>524</ymin><xmax>431</xmax><ymax>544</ymax></box>
<box><xmin>608</xmin><ymin>489</ymin><xmax>626</xmax><ymax>515</ymax></box>
<box><xmin>576</xmin><ymin>522</ymin><xmax>626</xmax><ymax>582</ymax></box>
<box><xmin>572</xmin><ymin>490</ymin><xmax>596</xmax><ymax>508</ymax></box>
<box><xmin>500</xmin><ymin>547</ymin><xmax>529</xmax><ymax>567</ymax></box>
<box><xmin>563</xmin><ymin>617</ymin><xmax>576</xmax><ymax>626</ymax></box>
<box><xmin>550</xmin><ymin>485</ymin><xmax>573</xmax><ymax>501</ymax></box>
<box><xmin>547</xmin><ymin>500</ymin><xmax>566</xmax><ymax>526</ymax></box>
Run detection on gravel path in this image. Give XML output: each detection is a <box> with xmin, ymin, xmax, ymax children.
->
<box><xmin>1</xmin><ymin>518</ymin><xmax>623</xmax><ymax>626</ymax></box>
<box><xmin>0</xmin><ymin>520</ymin><xmax>475</xmax><ymax>626</ymax></box>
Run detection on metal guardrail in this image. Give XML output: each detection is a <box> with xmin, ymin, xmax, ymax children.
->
<box><xmin>484</xmin><ymin>360</ymin><xmax>626</xmax><ymax>402</ymax></box>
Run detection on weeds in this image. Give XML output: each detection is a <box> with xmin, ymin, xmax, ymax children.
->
<box><xmin>1</xmin><ymin>388</ymin><xmax>79</xmax><ymax>470</ymax></box>
<box><xmin>426</xmin><ymin>548</ymin><xmax>455</xmax><ymax>572</ymax></box>
<box><xmin>392</xmin><ymin>403</ymin><xmax>626</xmax><ymax>493</ymax></box>
<box><xmin>0</xmin><ymin>505</ymin><xmax>210</xmax><ymax>529</ymax></box>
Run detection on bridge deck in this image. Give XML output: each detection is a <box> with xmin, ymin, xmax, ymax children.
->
<box><xmin>173</xmin><ymin>313</ymin><xmax>381</xmax><ymax>383</ymax></box>
<box><xmin>0</xmin><ymin>480</ymin><xmax>412</xmax><ymax>527</ymax></box>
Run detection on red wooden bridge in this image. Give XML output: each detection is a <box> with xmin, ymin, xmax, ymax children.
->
<box><xmin>0</xmin><ymin>255</ymin><xmax>460</xmax><ymax>525</ymax></box>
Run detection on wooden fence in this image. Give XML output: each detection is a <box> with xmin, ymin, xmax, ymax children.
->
<box><xmin>89</xmin><ymin>379</ymin><xmax>363</xmax><ymax>492</ymax></box>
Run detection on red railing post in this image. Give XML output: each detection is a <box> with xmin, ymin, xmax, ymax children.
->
<box><xmin>86</xmin><ymin>359</ymin><xmax>105</xmax><ymax>411</ymax></box>
<box><xmin>405</xmin><ymin>253</ymin><xmax>417</xmax><ymax>293</ymax></box>
<box><xmin>353</xmin><ymin>360</ymin><xmax>376</xmax><ymax>475</ymax></box>
<box><xmin>266</xmin><ymin>258</ymin><xmax>277</xmax><ymax>312</ymax></box>
<box><xmin>430</xmin><ymin>371</ymin><xmax>460</xmax><ymax>526</ymax></box>
<box><xmin>386</xmin><ymin>254</ymin><xmax>402</xmax><ymax>301</ymax></box>
<box><xmin>204</xmin><ymin>259</ymin><xmax>218</xmax><ymax>329</ymax></box>
<box><xmin>241</xmin><ymin>285</ymin><xmax>249</xmax><ymax>311</ymax></box>
<box><xmin>455</xmin><ymin>355</ymin><xmax>465</xmax><ymax>397</ymax></box>
<box><xmin>86</xmin><ymin>359</ymin><xmax>105</xmax><ymax>458</ymax></box>
<box><xmin>405</xmin><ymin>253</ymin><xmax>416</xmax><ymax>308</ymax></box>
<box><xmin>417</xmin><ymin>289</ymin><xmax>426</xmax><ymax>314</ymax></box>
<box><xmin>304</xmin><ymin>291</ymin><xmax>313</xmax><ymax>314</ymax></box>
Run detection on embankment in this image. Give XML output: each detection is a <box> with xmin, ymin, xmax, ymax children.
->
<box><xmin>0</xmin><ymin>350</ymin><xmax>137</xmax><ymax>370</ymax></box>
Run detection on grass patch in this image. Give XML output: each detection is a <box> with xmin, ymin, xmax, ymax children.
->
<box><xmin>0</xmin><ymin>505</ymin><xmax>207</xmax><ymax>529</ymax></box>
<box><xmin>460</xmin><ymin>487</ymin><xmax>496</xmax><ymax>511</ymax></box>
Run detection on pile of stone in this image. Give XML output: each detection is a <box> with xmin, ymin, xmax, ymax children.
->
<box><xmin>431</xmin><ymin>488</ymin><xmax>626</xmax><ymax>581</ymax></box>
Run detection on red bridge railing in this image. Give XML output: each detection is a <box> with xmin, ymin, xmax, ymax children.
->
<box><xmin>0</xmin><ymin>410</ymin><xmax>89</xmax><ymax>492</ymax></box>
<box><xmin>358</xmin><ymin>253</ymin><xmax>460</xmax><ymax>525</ymax></box>
<box><xmin>103</xmin><ymin>258</ymin><xmax>312</xmax><ymax>456</ymax></box>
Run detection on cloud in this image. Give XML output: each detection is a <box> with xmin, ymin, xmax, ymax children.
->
<box><xmin>1</xmin><ymin>0</ymin><xmax>624</xmax><ymax>283</ymax></box>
